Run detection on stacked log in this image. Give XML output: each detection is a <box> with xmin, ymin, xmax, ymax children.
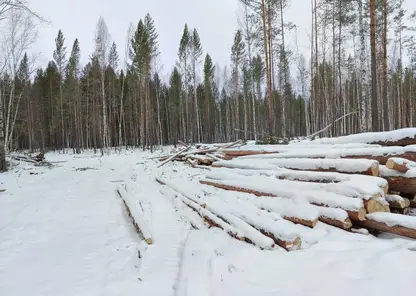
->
<box><xmin>212</xmin><ymin>158</ymin><xmax>380</xmax><ymax>176</ymax></box>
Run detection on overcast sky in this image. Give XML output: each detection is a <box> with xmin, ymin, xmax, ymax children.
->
<box><xmin>27</xmin><ymin>0</ymin><xmax>416</xmax><ymax>78</ymax></box>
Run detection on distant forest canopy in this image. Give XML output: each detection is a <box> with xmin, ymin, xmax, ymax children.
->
<box><xmin>1</xmin><ymin>0</ymin><xmax>416</xmax><ymax>159</ymax></box>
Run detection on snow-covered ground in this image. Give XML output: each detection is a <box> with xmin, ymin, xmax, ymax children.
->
<box><xmin>1</xmin><ymin>149</ymin><xmax>416</xmax><ymax>296</ymax></box>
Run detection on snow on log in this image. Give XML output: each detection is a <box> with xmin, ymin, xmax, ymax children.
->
<box><xmin>155</xmin><ymin>177</ymin><xmax>207</xmax><ymax>207</ymax></box>
<box><xmin>300</xmin><ymin>128</ymin><xmax>416</xmax><ymax>146</ymax></box>
<box><xmin>208</xmin><ymin>168</ymin><xmax>384</xmax><ymax>201</ymax></box>
<box><xmin>252</xmin><ymin>197</ymin><xmax>352</xmax><ymax>230</ymax></box>
<box><xmin>199</xmin><ymin>175</ymin><xmax>367</xmax><ymax>221</ymax></box>
<box><xmin>238</xmin><ymin>145</ymin><xmax>416</xmax><ymax>165</ymax></box>
<box><xmin>179</xmin><ymin>195</ymin><xmax>245</xmax><ymax>240</ymax></box>
<box><xmin>209</xmin><ymin>196</ymin><xmax>302</xmax><ymax>250</ymax></box>
<box><xmin>156</xmin><ymin>177</ymin><xmax>277</xmax><ymax>249</ymax></box>
<box><xmin>379</xmin><ymin>166</ymin><xmax>416</xmax><ymax>194</ymax></box>
<box><xmin>116</xmin><ymin>185</ymin><xmax>153</xmax><ymax>244</ymax></box>
<box><xmin>385</xmin><ymin>194</ymin><xmax>411</xmax><ymax>209</ymax></box>
<box><xmin>354</xmin><ymin>212</ymin><xmax>416</xmax><ymax>239</ymax></box>
<box><xmin>159</xmin><ymin>187</ymin><xmax>206</xmax><ymax>230</ymax></box>
<box><xmin>201</xmin><ymin>202</ymin><xmax>276</xmax><ymax>250</ymax></box>
<box><xmin>229</xmin><ymin>193</ymin><xmax>320</xmax><ymax>228</ymax></box>
<box><xmin>212</xmin><ymin>158</ymin><xmax>380</xmax><ymax>176</ymax></box>
<box><xmin>386</xmin><ymin>157</ymin><xmax>416</xmax><ymax>173</ymax></box>
<box><xmin>212</xmin><ymin>166</ymin><xmax>389</xmax><ymax>195</ymax></box>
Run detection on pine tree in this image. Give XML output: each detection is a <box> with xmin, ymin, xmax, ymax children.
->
<box><xmin>203</xmin><ymin>53</ymin><xmax>215</xmax><ymax>142</ymax></box>
<box><xmin>190</xmin><ymin>29</ymin><xmax>203</xmax><ymax>143</ymax></box>
<box><xmin>231</xmin><ymin>29</ymin><xmax>245</xmax><ymax>139</ymax></box>
<box><xmin>53</xmin><ymin>29</ymin><xmax>67</xmax><ymax>150</ymax></box>
<box><xmin>178</xmin><ymin>24</ymin><xmax>191</xmax><ymax>141</ymax></box>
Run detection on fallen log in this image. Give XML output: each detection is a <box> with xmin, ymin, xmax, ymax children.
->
<box><xmin>116</xmin><ymin>185</ymin><xmax>153</xmax><ymax>244</ymax></box>
<box><xmin>213</xmin><ymin>158</ymin><xmax>380</xmax><ymax>176</ymax></box>
<box><xmin>200</xmin><ymin>177</ymin><xmax>367</xmax><ymax>221</ymax></box>
<box><xmin>380</xmin><ymin>166</ymin><xmax>416</xmax><ymax>194</ymax></box>
<box><xmin>386</xmin><ymin>157</ymin><xmax>416</xmax><ymax>173</ymax></box>
<box><xmin>354</xmin><ymin>212</ymin><xmax>416</xmax><ymax>239</ymax></box>
<box><xmin>238</xmin><ymin>145</ymin><xmax>416</xmax><ymax>165</ymax></box>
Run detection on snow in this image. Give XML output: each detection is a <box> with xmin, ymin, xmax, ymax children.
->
<box><xmin>385</xmin><ymin>194</ymin><xmax>405</xmax><ymax>203</ymax></box>
<box><xmin>298</xmin><ymin>127</ymin><xmax>416</xmax><ymax>145</ymax></box>
<box><xmin>367</xmin><ymin>213</ymin><xmax>416</xmax><ymax>229</ymax></box>
<box><xmin>1</xmin><ymin>149</ymin><xmax>416</xmax><ymax>296</ymax></box>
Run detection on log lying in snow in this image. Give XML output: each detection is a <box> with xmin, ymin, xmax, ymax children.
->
<box><xmin>380</xmin><ymin>166</ymin><xmax>416</xmax><ymax>194</ymax></box>
<box><xmin>252</xmin><ymin>197</ymin><xmax>352</xmax><ymax>230</ymax></box>
<box><xmin>116</xmin><ymin>185</ymin><xmax>153</xmax><ymax>244</ymax></box>
<box><xmin>386</xmin><ymin>158</ymin><xmax>416</xmax><ymax>173</ymax></box>
<box><xmin>240</xmin><ymin>195</ymin><xmax>320</xmax><ymax>228</ymax></box>
<box><xmin>302</xmin><ymin>128</ymin><xmax>416</xmax><ymax>147</ymax></box>
<box><xmin>200</xmin><ymin>177</ymin><xmax>367</xmax><ymax>221</ymax></box>
<box><xmin>179</xmin><ymin>195</ymin><xmax>246</xmax><ymax>240</ymax></box>
<box><xmin>157</xmin><ymin>176</ymin><xmax>300</xmax><ymax>250</ymax></box>
<box><xmin>238</xmin><ymin>145</ymin><xmax>416</xmax><ymax>165</ymax></box>
<box><xmin>213</xmin><ymin>158</ymin><xmax>380</xmax><ymax>176</ymax></box>
<box><xmin>354</xmin><ymin>212</ymin><xmax>416</xmax><ymax>239</ymax></box>
<box><xmin>385</xmin><ymin>194</ymin><xmax>410</xmax><ymax>209</ymax></box>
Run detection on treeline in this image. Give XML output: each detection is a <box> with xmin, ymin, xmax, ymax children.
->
<box><xmin>1</xmin><ymin>0</ymin><xmax>416</xmax><ymax>159</ymax></box>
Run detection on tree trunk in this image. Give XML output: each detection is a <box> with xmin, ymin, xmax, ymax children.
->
<box><xmin>370</xmin><ymin>0</ymin><xmax>378</xmax><ymax>131</ymax></box>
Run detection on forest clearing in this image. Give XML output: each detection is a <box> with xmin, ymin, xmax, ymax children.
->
<box><xmin>1</xmin><ymin>127</ymin><xmax>416</xmax><ymax>296</ymax></box>
<box><xmin>2</xmin><ymin>0</ymin><xmax>416</xmax><ymax>295</ymax></box>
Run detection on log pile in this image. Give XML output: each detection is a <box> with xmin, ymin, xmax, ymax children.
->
<box><xmin>155</xmin><ymin>128</ymin><xmax>416</xmax><ymax>244</ymax></box>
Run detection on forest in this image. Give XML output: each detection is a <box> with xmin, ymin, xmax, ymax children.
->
<box><xmin>1</xmin><ymin>0</ymin><xmax>416</xmax><ymax>172</ymax></box>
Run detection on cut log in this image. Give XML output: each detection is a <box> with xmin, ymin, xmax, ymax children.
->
<box><xmin>211</xmin><ymin>196</ymin><xmax>302</xmax><ymax>250</ymax></box>
<box><xmin>386</xmin><ymin>158</ymin><xmax>414</xmax><ymax>173</ymax></box>
<box><xmin>364</xmin><ymin>198</ymin><xmax>390</xmax><ymax>213</ymax></box>
<box><xmin>158</xmin><ymin>145</ymin><xmax>191</xmax><ymax>167</ymax></box>
<box><xmin>354</xmin><ymin>212</ymin><xmax>416</xmax><ymax>239</ymax></box>
<box><xmin>238</xmin><ymin>145</ymin><xmax>416</xmax><ymax>165</ymax></box>
<box><xmin>155</xmin><ymin>177</ymin><xmax>207</xmax><ymax>207</ymax></box>
<box><xmin>116</xmin><ymin>185</ymin><xmax>153</xmax><ymax>244</ymax></box>
<box><xmin>213</xmin><ymin>158</ymin><xmax>380</xmax><ymax>176</ymax></box>
<box><xmin>213</xmin><ymin>167</ymin><xmax>389</xmax><ymax>196</ymax></box>
<box><xmin>410</xmin><ymin>199</ymin><xmax>416</xmax><ymax>208</ymax></box>
<box><xmin>246</xmin><ymin>195</ymin><xmax>351</xmax><ymax>229</ymax></box>
<box><xmin>380</xmin><ymin>166</ymin><xmax>416</xmax><ymax>194</ymax></box>
<box><xmin>179</xmin><ymin>196</ymin><xmax>245</xmax><ymax>240</ymax></box>
<box><xmin>0</xmin><ymin>189</ymin><xmax>5</xmax><ymax>193</ymax></box>
<box><xmin>200</xmin><ymin>177</ymin><xmax>367</xmax><ymax>221</ymax></box>
<box><xmin>385</xmin><ymin>194</ymin><xmax>410</xmax><ymax>209</ymax></box>
<box><xmin>304</xmin><ymin>128</ymin><xmax>416</xmax><ymax>147</ymax></box>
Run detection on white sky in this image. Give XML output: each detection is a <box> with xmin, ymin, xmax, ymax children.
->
<box><xmin>27</xmin><ymin>0</ymin><xmax>416</xmax><ymax>78</ymax></box>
